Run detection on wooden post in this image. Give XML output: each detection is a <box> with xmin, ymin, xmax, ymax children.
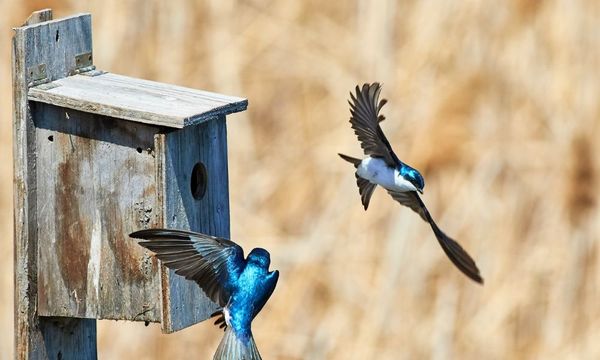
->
<box><xmin>13</xmin><ymin>9</ymin><xmax>247</xmax><ymax>359</ymax></box>
<box><xmin>12</xmin><ymin>10</ymin><xmax>97</xmax><ymax>359</ymax></box>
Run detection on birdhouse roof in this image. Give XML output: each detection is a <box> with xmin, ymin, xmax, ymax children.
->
<box><xmin>28</xmin><ymin>72</ymin><xmax>247</xmax><ymax>128</ymax></box>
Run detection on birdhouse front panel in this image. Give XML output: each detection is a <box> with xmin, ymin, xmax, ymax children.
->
<box><xmin>34</xmin><ymin>102</ymin><xmax>163</xmax><ymax>323</ymax></box>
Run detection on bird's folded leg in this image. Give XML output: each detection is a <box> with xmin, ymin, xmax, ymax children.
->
<box><xmin>211</xmin><ymin>309</ymin><xmax>227</xmax><ymax>330</ymax></box>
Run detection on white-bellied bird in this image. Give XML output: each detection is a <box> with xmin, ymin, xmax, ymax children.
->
<box><xmin>339</xmin><ymin>83</ymin><xmax>483</xmax><ymax>284</ymax></box>
<box><xmin>130</xmin><ymin>229</ymin><xmax>279</xmax><ymax>359</ymax></box>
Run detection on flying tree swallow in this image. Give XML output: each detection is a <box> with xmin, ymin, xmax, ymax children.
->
<box><xmin>130</xmin><ymin>229</ymin><xmax>279</xmax><ymax>359</ymax></box>
<box><xmin>339</xmin><ymin>83</ymin><xmax>483</xmax><ymax>284</ymax></box>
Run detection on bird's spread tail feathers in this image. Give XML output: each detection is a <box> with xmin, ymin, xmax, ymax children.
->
<box><xmin>338</xmin><ymin>153</ymin><xmax>361</xmax><ymax>168</ymax></box>
<box><xmin>214</xmin><ymin>328</ymin><xmax>262</xmax><ymax>360</ymax></box>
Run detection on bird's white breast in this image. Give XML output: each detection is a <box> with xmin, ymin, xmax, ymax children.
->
<box><xmin>356</xmin><ymin>157</ymin><xmax>417</xmax><ymax>192</ymax></box>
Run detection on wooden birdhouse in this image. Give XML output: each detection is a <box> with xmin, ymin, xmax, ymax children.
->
<box><xmin>12</xmin><ymin>10</ymin><xmax>246</xmax><ymax>358</ymax></box>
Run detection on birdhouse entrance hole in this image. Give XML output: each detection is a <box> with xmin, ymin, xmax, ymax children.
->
<box><xmin>191</xmin><ymin>162</ymin><xmax>208</xmax><ymax>200</ymax></box>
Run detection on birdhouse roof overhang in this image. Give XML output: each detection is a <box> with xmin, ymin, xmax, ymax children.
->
<box><xmin>28</xmin><ymin>71</ymin><xmax>248</xmax><ymax>128</ymax></box>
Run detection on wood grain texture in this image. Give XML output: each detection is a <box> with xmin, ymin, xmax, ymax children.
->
<box><xmin>38</xmin><ymin>318</ymin><xmax>97</xmax><ymax>360</ymax></box>
<box><xmin>34</xmin><ymin>103</ymin><xmax>162</xmax><ymax>322</ymax></box>
<box><xmin>12</xmin><ymin>12</ymin><xmax>98</xmax><ymax>359</ymax></box>
<box><xmin>160</xmin><ymin>116</ymin><xmax>231</xmax><ymax>333</ymax></box>
<box><xmin>28</xmin><ymin>72</ymin><xmax>248</xmax><ymax>128</ymax></box>
<box><xmin>23</xmin><ymin>9</ymin><xmax>53</xmax><ymax>26</ymax></box>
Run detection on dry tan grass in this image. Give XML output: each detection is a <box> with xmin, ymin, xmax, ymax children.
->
<box><xmin>1</xmin><ymin>1</ymin><xmax>599</xmax><ymax>359</ymax></box>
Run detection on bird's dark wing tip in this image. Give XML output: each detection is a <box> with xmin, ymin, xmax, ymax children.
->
<box><xmin>129</xmin><ymin>229</ymin><xmax>150</xmax><ymax>239</ymax></box>
<box><xmin>422</xmin><ymin>206</ymin><xmax>484</xmax><ymax>285</ymax></box>
<box><xmin>129</xmin><ymin>228</ymin><xmax>195</xmax><ymax>241</ymax></box>
<box><xmin>463</xmin><ymin>264</ymin><xmax>484</xmax><ymax>285</ymax></box>
<box><xmin>436</xmin><ymin>228</ymin><xmax>484</xmax><ymax>285</ymax></box>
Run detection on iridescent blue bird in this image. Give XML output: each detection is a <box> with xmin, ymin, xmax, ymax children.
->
<box><xmin>130</xmin><ymin>229</ymin><xmax>279</xmax><ymax>359</ymax></box>
<box><xmin>339</xmin><ymin>83</ymin><xmax>483</xmax><ymax>284</ymax></box>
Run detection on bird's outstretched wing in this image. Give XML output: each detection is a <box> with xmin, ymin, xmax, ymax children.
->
<box><xmin>386</xmin><ymin>191</ymin><xmax>484</xmax><ymax>284</ymax></box>
<box><xmin>130</xmin><ymin>229</ymin><xmax>246</xmax><ymax>306</ymax></box>
<box><xmin>349</xmin><ymin>83</ymin><xmax>400</xmax><ymax>167</ymax></box>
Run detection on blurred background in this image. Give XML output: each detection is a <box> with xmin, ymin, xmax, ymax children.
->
<box><xmin>1</xmin><ymin>1</ymin><xmax>599</xmax><ymax>359</ymax></box>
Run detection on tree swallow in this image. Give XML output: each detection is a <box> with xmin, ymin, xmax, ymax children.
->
<box><xmin>130</xmin><ymin>229</ymin><xmax>279</xmax><ymax>359</ymax></box>
<box><xmin>339</xmin><ymin>83</ymin><xmax>483</xmax><ymax>284</ymax></box>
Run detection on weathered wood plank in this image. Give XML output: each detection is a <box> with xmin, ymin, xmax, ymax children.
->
<box><xmin>13</xmin><ymin>17</ymin><xmax>41</xmax><ymax>360</ymax></box>
<box><xmin>28</xmin><ymin>73</ymin><xmax>248</xmax><ymax>128</ymax></box>
<box><xmin>19</xmin><ymin>14</ymin><xmax>93</xmax><ymax>85</ymax></box>
<box><xmin>23</xmin><ymin>9</ymin><xmax>53</xmax><ymax>26</ymax></box>
<box><xmin>34</xmin><ymin>103</ymin><xmax>162</xmax><ymax>322</ymax></box>
<box><xmin>12</xmin><ymin>12</ymin><xmax>98</xmax><ymax>359</ymax></box>
<box><xmin>38</xmin><ymin>318</ymin><xmax>97</xmax><ymax>359</ymax></box>
<box><xmin>160</xmin><ymin>116</ymin><xmax>231</xmax><ymax>333</ymax></box>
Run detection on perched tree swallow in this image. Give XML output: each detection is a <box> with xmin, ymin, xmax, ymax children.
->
<box><xmin>339</xmin><ymin>83</ymin><xmax>483</xmax><ymax>284</ymax></box>
<box><xmin>130</xmin><ymin>229</ymin><xmax>279</xmax><ymax>359</ymax></box>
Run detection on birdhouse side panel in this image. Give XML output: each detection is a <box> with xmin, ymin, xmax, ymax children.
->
<box><xmin>34</xmin><ymin>103</ymin><xmax>162</xmax><ymax>322</ymax></box>
<box><xmin>159</xmin><ymin>116</ymin><xmax>231</xmax><ymax>333</ymax></box>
